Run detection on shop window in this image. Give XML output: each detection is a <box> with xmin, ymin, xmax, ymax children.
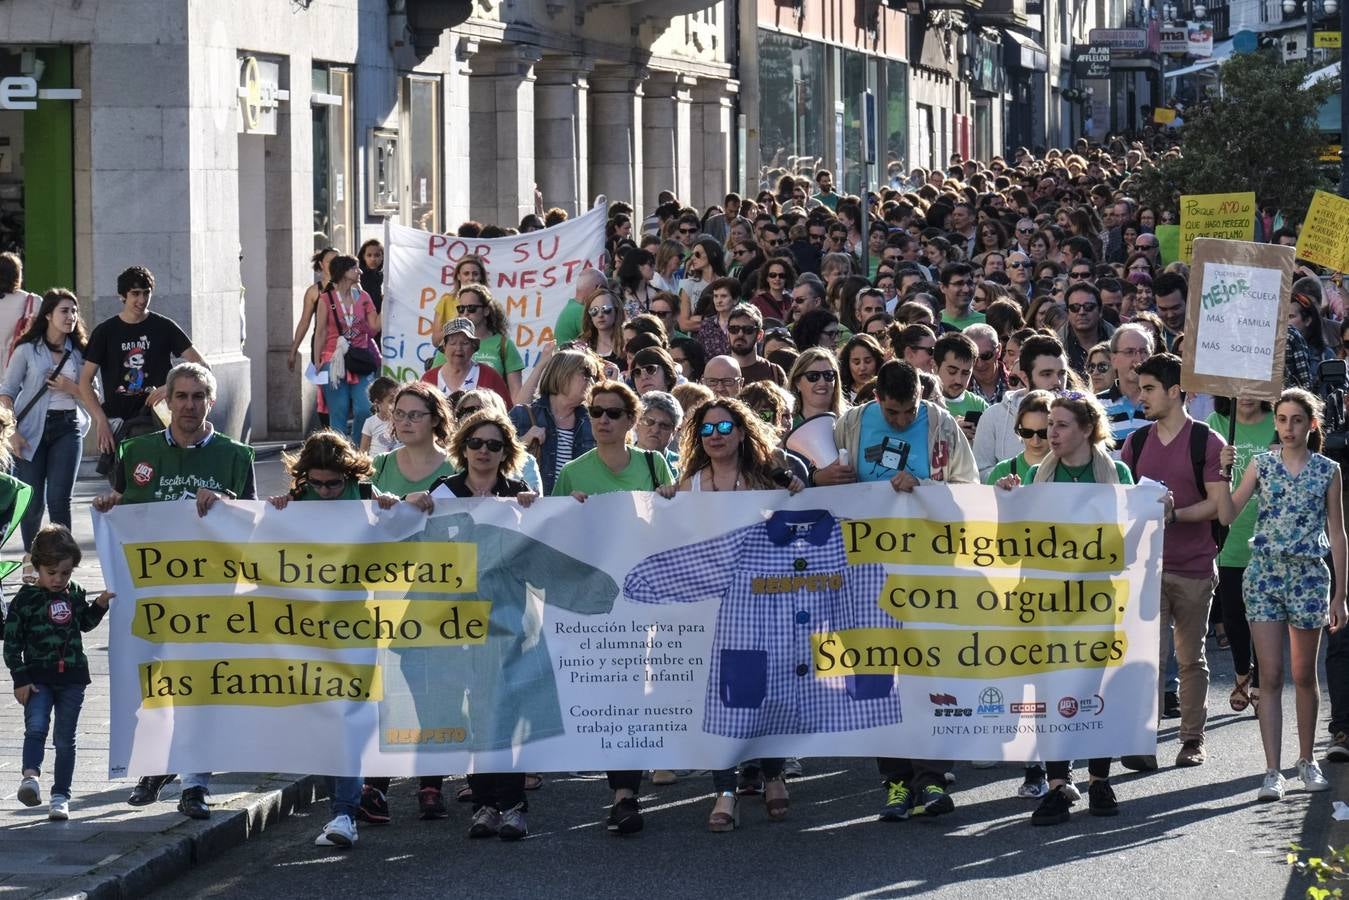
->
<box><xmin>312</xmin><ymin>64</ymin><xmax>353</xmax><ymax>254</ymax></box>
<box><xmin>757</xmin><ymin>31</ymin><xmax>826</xmax><ymax>184</ymax></box>
<box><xmin>883</xmin><ymin>60</ymin><xmax>908</xmax><ymax>182</ymax></box>
<box><xmin>402</xmin><ymin>75</ymin><xmax>441</xmax><ymax>233</ymax></box>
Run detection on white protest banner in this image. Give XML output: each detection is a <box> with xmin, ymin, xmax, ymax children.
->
<box><xmin>1180</xmin><ymin>237</ymin><xmax>1294</xmax><ymax>401</ymax></box>
<box><xmin>95</xmin><ymin>482</ymin><xmax>1162</xmax><ymax>778</ymax></box>
<box><xmin>380</xmin><ymin>202</ymin><xmax>608</xmax><ymax>381</ymax></box>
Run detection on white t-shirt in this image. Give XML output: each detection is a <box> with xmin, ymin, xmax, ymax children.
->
<box><xmin>361</xmin><ymin>415</ymin><xmax>401</xmax><ymax>454</ymax></box>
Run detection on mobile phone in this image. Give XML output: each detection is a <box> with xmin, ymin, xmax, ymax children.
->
<box><xmin>964</xmin><ymin>410</ymin><xmax>983</xmax><ymax>425</ymax></box>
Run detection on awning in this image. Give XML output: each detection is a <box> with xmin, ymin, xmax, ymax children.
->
<box><xmin>1164</xmin><ymin>37</ymin><xmax>1234</xmax><ymax>78</ymax></box>
<box><xmin>1306</xmin><ymin>60</ymin><xmax>1340</xmax><ymax>88</ymax></box>
<box><xmin>1003</xmin><ymin>30</ymin><xmax>1048</xmax><ymax>73</ymax></box>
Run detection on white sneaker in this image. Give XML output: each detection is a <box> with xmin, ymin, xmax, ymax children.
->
<box><xmin>314</xmin><ymin>814</ymin><xmax>357</xmax><ymax>848</ymax></box>
<box><xmin>1018</xmin><ymin>777</ymin><xmax>1048</xmax><ymax>799</ymax></box>
<box><xmin>49</xmin><ymin>795</ymin><xmax>69</xmax><ymax>821</ymax></box>
<box><xmin>1298</xmin><ymin>758</ymin><xmax>1331</xmax><ymax>792</ymax></box>
<box><xmin>1060</xmin><ymin>781</ymin><xmax>1082</xmax><ymax>802</ymax></box>
<box><xmin>1257</xmin><ymin>769</ymin><xmax>1285</xmax><ymax>802</ymax></box>
<box><xmin>17</xmin><ymin>776</ymin><xmax>40</xmax><ymax>807</ymax></box>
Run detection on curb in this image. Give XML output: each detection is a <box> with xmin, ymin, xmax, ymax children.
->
<box><xmin>42</xmin><ymin>775</ymin><xmax>321</xmax><ymax>900</ymax></box>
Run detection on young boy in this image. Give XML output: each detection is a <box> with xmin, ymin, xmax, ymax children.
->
<box><xmin>4</xmin><ymin>525</ymin><xmax>112</xmax><ymax>820</ymax></box>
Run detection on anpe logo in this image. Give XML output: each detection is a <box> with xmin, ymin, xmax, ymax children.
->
<box><xmin>977</xmin><ymin>686</ymin><xmax>1005</xmax><ymax>716</ymax></box>
<box><xmin>930</xmin><ymin>692</ymin><xmax>972</xmax><ymax>717</ymax></box>
<box><xmin>1058</xmin><ymin>697</ymin><xmax>1079</xmax><ymax>718</ymax></box>
<box><xmin>1011</xmin><ymin>701</ymin><xmax>1046</xmax><ymax>717</ymax></box>
<box><xmin>132</xmin><ymin>461</ymin><xmax>155</xmax><ymax>486</ymax></box>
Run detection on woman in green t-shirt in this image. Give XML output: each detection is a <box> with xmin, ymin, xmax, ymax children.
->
<box><xmin>371</xmin><ymin>382</ymin><xmax>458</xmax><ymax>499</ymax></box>
<box><xmin>1208</xmin><ymin>398</ymin><xmax>1275</xmax><ymax>715</ymax></box>
<box><xmin>455</xmin><ymin>284</ymin><xmax>524</xmax><ymax>404</ymax></box>
<box><xmin>983</xmin><ymin>390</ymin><xmax>1054</xmax><ymax>485</ymax></box>
<box><xmin>265</xmin><ymin>429</ymin><xmax>396</xmax><ymax>849</ymax></box>
<box><xmin>995</xmin><ymin>390</ymin><xmax>1132</xmax><ymax>827</ymax></box>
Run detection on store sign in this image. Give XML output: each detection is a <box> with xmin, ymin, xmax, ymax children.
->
<box><xmin>1159</xmin><ymin>26</ymin><xmax>1189</xmax><ymax>54</ymax></box>
<box><xmin>1072</xmin><ymin>45</ymin><xmax>1112</xmax><ymax>78</ymax></box>
<box><xmin>237</xmin><ymin>56</ymin><xmax>281</xmax><ymax>136</ymax></box>
<box><xmin>1315</xmin><ymin>31</ymin><xmax>1342</xmax><ymax>49</ymax></box>
<box><xmin>1188</xmin><ymin>21</ymin><xmax>1214</xmax><ymax>57</ymax></box>
<box><xmin>1088</xmin><ymin>28</ymin><xmax>1148</xmax><ymax>50</ymax></box>
<box><xmin>0</xmin><ymin>76</ymin><xmax>81</xmax><ymax>111</ymax></box>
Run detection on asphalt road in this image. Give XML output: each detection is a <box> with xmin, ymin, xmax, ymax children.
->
<box><xmin>154</xmin><ymin>642</ymin><xmax>1348</xmax><ymax>900</ymax></box>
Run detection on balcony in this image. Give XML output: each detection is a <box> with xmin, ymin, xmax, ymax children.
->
<box><xmin>973</xmin><ymin>0</ymin><xmax>1028</xmax><ymax>25</ymax></box>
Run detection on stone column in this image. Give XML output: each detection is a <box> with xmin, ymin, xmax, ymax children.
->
<box><xmin>588</xmin><ymin>65</ymin><xmax>646</xmax><ymax>213</ymax></box>
<box><xmin>642</xmin><ymin>72</ymin><xmax>696</xmax><ymax>210</ymax></box>
<box><xmin>690</xmin><ymin>79</ymin><xmax>737</xmax><ymax>211</ymax></box>
<box><xmin>534</xmin><ymin>56</ymin><xmax>593</xmax><ymax>218</ymax></box>
<box><xmin>468</xmin><ymin>45</ymin><xmax>541</xmax><ymax>227</ymax></box>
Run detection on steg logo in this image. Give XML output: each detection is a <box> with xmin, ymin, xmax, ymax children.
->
<box><xmin>930</xmin><ymin>692</ymin><xmax>973</xmax><ymax>717</ymax></box>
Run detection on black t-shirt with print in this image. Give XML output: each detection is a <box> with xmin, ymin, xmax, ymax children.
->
<box><xmin>84</xmin><ymin>311</ymin><xmax>192</xmax><ymax>420</ymax></box>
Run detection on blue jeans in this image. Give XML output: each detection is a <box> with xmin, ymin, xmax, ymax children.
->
<box><xmin>320</xmin><ymin>366</ymin><xmax>372</xmax><ymax>440</ymax></box>
<box><xmin>22</xmin><ymin>682</ymin><xmax>85</xmax><ymax>798</ymax></box>
<box><xmin>13</xmin><ymin>410</ymin><xmax>81</xmax><ymax>551</ymax></box>
<box><xmin>329</xmin><ymin>776</ymin><xmax>362</xmax><ymax>819</ymax></box>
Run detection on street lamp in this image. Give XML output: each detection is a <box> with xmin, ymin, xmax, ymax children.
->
<box><xmin>1284</xmin><ymin>0</ymin><xmax>1340</xmax><ymax>61</ymax></box>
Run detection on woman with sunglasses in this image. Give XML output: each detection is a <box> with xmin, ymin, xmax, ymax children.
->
<box><xmin>447</xmin><ymin>284</ymin><xmax>524</xmax><ymax>404</ymax></box>
<box><xmin>749</xmin><ymin>257</ymin><xmax>795</xmax><ymax>322</ymax></box>
<box><xmin>552</xmin><ymin>379</ymin><xmax>674</xmax><ymax>836</ymax></box>
<box><xmin>509</xmin><ymin>348</ymin><xmax>599</xmax><ymax>495</ymax></box>
<box><xmin>787</xmin><ymin>347</ymin><xmax>845</xmax><ymax>427</ymax></box>
<box><xmin>453</xmin><ymin>388</ymin><xmax>543</xmax><ymax>494</ymax></box>
<box><xmin>839</xmin><ymin>334</ymin><xmax>884</xmax><ymax>405</ymax></box>
<box><xmin>983</xmin><ymin>389</ymin><xmax>1052</xmax><ymax>484</ymax></box>
<box><xmin>677</xmin><ymin>238</ymin><xmax>727</xmax><ymax>333</ymax></box>
<box><xmin>266</xmin><ymin>429</ymin><xmax>399</xmax><ymax>848</ymax></box>
<box><xmin>663</xmin><ymin>397</ymin><xmax>802</xmax><ymax>833</ymax></box>
<box><xmin>630</xmin><ymin>346</ymin><xmax>679</xmax><ymax>396</ymax></box>
<box><xmin>728</xmin><ymin>240</ymin><xmax>764</xmax><ymax>284</ymax></box>
<box><xmin>995</xmin><ymin>390</ymin><xmax>1133</xmax><ymax>825</ymax></box>
<box><xmin>578</xmin><ymin>290</ymin><xmax>628</xmax><ymax>371</ymax></box>
<box><xmin>430</xmin><ymin>254</ymin><xmax>489</xmax><ymax>350</ymax></box>
<box><xmin>1085</xmin><ymin>341</ymin><xmax>1113</xmax><ymax>394</ymax></box>
<box><xmin>791</xmin><ymin>309</ymin><xmax>843</xmax><ymax>355</ymax></box>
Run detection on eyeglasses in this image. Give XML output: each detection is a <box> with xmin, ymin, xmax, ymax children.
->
<box><xmin>587</xmin><ymin>405</ymin><xmax>628</xmax><ymax>420</ymax></box>
<box><xmin>632</xmin><ymin>364</ymin><xmax>664</xmax><ymax>378</ymax></box>
<box><xmin>800</xmin><ymin>370</ymin><xmax>837</xmax><ymax>383</ymax></box>
<box><xmin>1015</xmin><ymin>427</ymin><xmax>1049</xmax><ymax>440</ymax></box>
<box><xmin>679</xmin><ymin>226</ymin><xmax>698</xmax><ymax>234</ymax></box>
<box><xmin>1070</xmin><ymin>270</ymin><xmax>1093</xmax><ymax>279</ymax></box>
<box><xmin>639</xmin><ymin>416</ymin><xmax>674</xmax><ymax>431</ymax></box>
<box><xmin>726</xmin><ymin>324</ymin><xmax>758</xmax><ymax>336</ymax></box>
<box><xmin>767</xmin><ymin>238</ymin><xmax>787</xmax><ymax>248</ymax></box>
<box><xmin>1017</xmin><ymin>226</ymin><xmax>1035</xmax><ymax>234</ymax></box>
<box><xmin>791</xmin><ymin>295</ymin><xmax>812</xmax><ymax>305</ymax></box>
<box><xmin>977</xmin><ymin>350</ymin><xmax>997</xmax><ymax>362</ymax></box>
<box><xmin>1009</xmin><ymin>261</ymin><xmax>1031</xmax><ymax>269</ymax></box>
<box><xmin>465</xmin><ymin>437</ymin><xmax>505</xmax><ymax>452</ymax></box>
<box><xmin>821</xmin><ymin>327</ymin><xmax>842</xmax><ymax>339</ymax></box>
<box><xmin>766</xmin><ymin>271</ymin><xmax>786</xmax><ymax>280</ymax></box>
<box><xmin>650</xmin><ymin>307</ymin><xmax>673</xmax><ymax>318</ymax></box>
<box><xmin>1113</xmin><ymin>346</ymin><xmax>1149</xmax><ymax>356</ymax></box>
<box><xmin>308</xmin><ymin>476</ymin><xmax>346</xmax><ymax>490</ymax></box>
<box><xmin>392</xmin><ymin>409</ymin><xmax>430</xmax><ymax>423</ymax></box>
<box><xmin>703</xmin><ymin>377</ymin><xmax>743</xmax><ymax>389</ymax></box>
<box><xmin>1086</xmin><ymin>362</ymin><xmax>1112</xmax><ymax>375</ymax></box>
<box><xmin>589</xmin><ymin>305</ymin><xmax>615</xmax><ymax>317</ymax></box>
<box><xmin>1067</xmin><ymin>302</ymin><xmax>1098</xmax><ymax>314</ymax></box>
<box><xmin>734</xmin><ymin>248</ymin><xmax>752</xmax><ymax>257</ymax></box>
<box><xmin>456</xmin><ymin>405</ymin><xmax>482</xmax><ymax>416</ymax></box>
<box><xmin>456</xmin><ymin>304</ymin><xmax>484</xmax><ymax>315</ymax></box>
<box><xmin>699</xmin><ymin>420</ymin><xmax>736</xmax><ymax>437</ymax></box>
<box><xmin>808</xmin><ymin>233</ymin><xmax>826</xmax><ymax>243</ymax></box>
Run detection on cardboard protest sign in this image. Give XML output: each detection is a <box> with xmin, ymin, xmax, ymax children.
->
<box><xmin>1179</xmin><ymin>192</ymin><xmax>1256</xmax><ymax>263</ymax></box>
<box><xmin>1180</xmin><ymin>238</ymin><xmax>1294</xmax><ymax>401</ymax></box>
<box><xmin>1296</xmin><ymin>190</ymin><xmax>1349</xmax><ymax>274</ymax></box>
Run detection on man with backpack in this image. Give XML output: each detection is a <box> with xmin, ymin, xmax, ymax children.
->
<box><xmin>1120</xmin><ymin>353</ymin><xmax>1227</xmax><ymax>770</ymax></box>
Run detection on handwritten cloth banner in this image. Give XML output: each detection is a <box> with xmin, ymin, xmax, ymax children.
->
<box><xmin>380</xmin><ymin>202</ymin><xmax>609</xmax><ymax>381</ymax></box>
<box><xmin>1179</xmin><ymin>192</ymin><xmax>1257</xmax><ymax>263</ymax></box>
<box><xmin>94</xmin><ymin>482</ymin><xmax>1163</xmax><ymax>778</ymax></box>
<box><xmin>1297</xmin><ymin>190</ymin><xmax>1349</xmax><ymax>274</ymax></box>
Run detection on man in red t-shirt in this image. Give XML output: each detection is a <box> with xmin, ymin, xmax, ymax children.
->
<box><xmin>1121</xmin><ymin>353</ymin><xmax>1226</xmax><ymax>769</ymax></box>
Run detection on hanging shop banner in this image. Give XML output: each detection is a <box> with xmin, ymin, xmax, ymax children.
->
<box><xmin>1180</xmin><ymin>237</ymin><xmax>1294</xmax><ymax>401</ymax></box>
<box><xmin>95</xmin><ymin>482</ymin><xmax>1164</xmax><ymax>779</ymax></box>
<box><xmin>1179</xmin><ymin>191</ymin><xmax>1257</xmax><ymax>263</ymax></box>
<box><xmin>1296</xmin><ymin>190</ymin><xmax>1349</xmax><ymax>273</ymax></box>
<box><xmin>381</xmin><ymin>201</ymin><xmax>608</xmax><ymax>381</ymax></box>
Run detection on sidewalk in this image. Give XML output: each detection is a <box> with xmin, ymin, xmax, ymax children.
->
<box><xmin>0</xmin><ymin>452</ymin><xmax>320</xmax><ymax>899</ymax></box>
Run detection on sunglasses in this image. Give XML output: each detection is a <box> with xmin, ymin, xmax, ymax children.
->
<box><xmin>1017</xmin><ymin>227</ymin><xmax>1035</xmax><ymax>234</ymax></box>
<box><xmin>801</xmin><ymin>370</ymin><xmax>837</xmax><ymax>383</ymax></box>
<box><xmin>679</xmin><ymin>226</ymin><xmax>698</xmax><ymax>234</ymax></box>
<box><xmin>456</xmin><ymin>304</ymin><xmax>484</xmax><ymax>315</ymax></box>
<box><xmin>767</xmin><ymin>271</ymin><xmax>786</xmax><ymax>280</ymax></box>
<box><xmin>632</xmin><ymin>364</ymin><xmax>664</xmax><ymax>378</ymax></box>
<box><xmin>699</xmin><ymin>420</ymin><xmax>736</xmax><ymax>437</ymax></box>
<box><xmin>808</xmin><ymin>233</ymin><xmax>826</xmax><ymax>243</ymax></box>
<box><xmin>1087</xmin><ymin>362</ymin><xmax>1112</xmax><ymax>375</ymax></box>
<box><xmin>308</xmin><ymin>476</ymin><xmax>346</xmax><ymax>490</ymax></box>
<box><xmin>1066</xmin><ymin>302</ymin><xmax>1098</xmax><ymax>313</ymax></box>
<box><xmin>977</xmin><ymin>350</ymin><xmax>997</xmax><ymax>362</ymax></box>
<box><xmin>650</xmin><ymin>307</ymin><xmax>673</xmax><ymax>317</ymax></box>
<box><xmin>588</xmin><ymin>405</ymin><xmax>628</xmax><ymax>420</ymax></box>
<box><xmin>1015</xmin><ymin>427</ymin><xmax>1049</xmax><ymax>440</ymax></box>
<box><xmin>589</xmin><ymin>305</ymin><xmax>615</xmax><ymax>317</ymax></box>
<box><xmin>726</xmin><ymin>324</ymin><xmax>758</xmax><ymax>336</ymax></box>
<box><xmin>465</xmin><ymin>436</ymin><xmax>505</xmax><ymax>452</ymax></box>
<box><xmin>1070</xmin><ymin>271</ymin><xmax>1093</xmax><ymax>279</ymax></box>
<box><xmin>639</xmin><ymin>416</ymin><xmax>674</xmax><ymax>430</ymax></box>
<box><xmin>1009</xmin><ymin>261</ymin><xmax>1031</xmax><ymax>269</ymax></box>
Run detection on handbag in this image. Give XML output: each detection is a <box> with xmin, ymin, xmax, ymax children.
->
<box><xmin>327</xmin><ymin>291</ymin><xmax>380</xmax><ymax>377</ymax></box>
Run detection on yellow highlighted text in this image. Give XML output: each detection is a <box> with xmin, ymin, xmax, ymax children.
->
<box><xmin>880</xmin><ymin>574</ymin><xmax>1129</xmax><ymax>627</ymax></box>
<box><xmin>139</xmin><ymin>657</ymin><xmax>382</xmax><ymax>707</ymax></box>
<box><xmin>843</xmin><ymin>519</ymin><xmax>1124</xmax><ymax>572</ymax></box>
<box><xmin>812</xmin><ymin>627</ymin><xmax>1127</xmax><ymax>679</ymax></box>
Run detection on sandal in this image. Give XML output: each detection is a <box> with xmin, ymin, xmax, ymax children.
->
<box><xmin>764</xmin><ymin>777</ymin><xmax>789</xmax><ymax>820</ymax></box>
<box><xmin>524</xmin><ymin>773</ymin><xmax>544</xmax><ymax>791</ymax></box>
<box><xmin>707</xmin><ymin>793</ymin><xmax>738</xmax><ymax>833</ymax></box>
<box><xmin>1230</xmin><ymin>673</ymin><xmax>1252</xmax><ymax>712</ymax></box>
<box><xmin>455</xmin><ymin>784</ymin><xmax>474</xmax><ymax>803</ymax></box>
<box><xmin>1249</xmin><ymin>687</ymin><xmax>1260</xmax><ymax>716</ymax></box>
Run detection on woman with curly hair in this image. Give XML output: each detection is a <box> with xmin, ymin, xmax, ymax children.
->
<box><xmin>663</xmin><ymin>396</ymin><xmax>802</xmax><ymax>832</ymax></box>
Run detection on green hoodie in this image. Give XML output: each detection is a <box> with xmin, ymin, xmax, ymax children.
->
<box><xmin>3</xmin><ymin>580</ymin><xmax>106</xmax><ymax>688</ymax></box>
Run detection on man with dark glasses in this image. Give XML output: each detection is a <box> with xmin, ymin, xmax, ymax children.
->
<box><xmin>725</xmin><ymin>305</ymin><xmax>786</xmax><ymax>386</ymax></box>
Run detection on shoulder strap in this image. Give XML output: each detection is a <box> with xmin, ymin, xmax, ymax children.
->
<box><xmin>1189</xmin><ymin>422</ymin><xmax>1210</xmax><ymax>499</ymax></box>
<box><xmin>14</xmin><ymin>345</ymin><xmax>74</xmax><ymax>425</ymax></box>
<box><xmin>644</xmin><ymin>449</ymin><xmax>659</xmax><ymax>489</ymax></box>
<box><xmin>357</xmin><ymin>482</ymin><xmax>375</xmax><ymax>500</ymax></box>
<box><xmin>1126</xmin><ymin>424</ymin><xmax>1151</xmax><ymax>479</ymax></box>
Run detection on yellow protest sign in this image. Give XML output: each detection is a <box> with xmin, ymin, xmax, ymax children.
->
<box><xmin>1296</xmin><ymin>190</ymin><xmax>1349</xmax><ymax>273</ymax></box>
<box><xmin>1179</xmin><ymin>192</ymin><xmax>1256</xmax><ymax>263</ymax></box>
<box><xmin>1153</xmin><ymin>107</ymin><xmax>1177</xmax><ymax>124</ymax></box>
